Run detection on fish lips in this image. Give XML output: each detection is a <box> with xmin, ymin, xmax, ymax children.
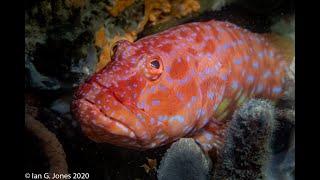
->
<box><xmin>72</xmin><ymin>82</ymin><xmax>151</xmax><ymax>149</ymax></box>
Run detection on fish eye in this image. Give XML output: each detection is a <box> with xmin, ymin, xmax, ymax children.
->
<box><xmin>150</xmin><ymin>60</ymin><xmax>160</xmax><ymax>69</ymax></box>
<box><xmin>144</xmin><ymin>56</ymin><xmax>163</xmax><ymax>81</ymax></box>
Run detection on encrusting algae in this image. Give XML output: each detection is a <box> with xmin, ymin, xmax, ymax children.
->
<box><xmin>95</xmin><ymin>0</ymin><xmax>201</xmax><ymax>71</ymax></box>
<box><xmin>95</xmin><ymin>26</ymin><xmax>136</xmax><ymax>71</ymax></box>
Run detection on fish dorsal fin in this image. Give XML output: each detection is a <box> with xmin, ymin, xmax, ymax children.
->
<box><xmin>263</xmin><ymin>33</ymin><xmax>295</xmax><ymax>63</ymax></box>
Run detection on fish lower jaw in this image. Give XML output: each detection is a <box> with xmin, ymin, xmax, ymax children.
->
<box><xmin>73</xmin><ymin>98</ymin><xmax>143</xmax><ymax>146</ymax></box>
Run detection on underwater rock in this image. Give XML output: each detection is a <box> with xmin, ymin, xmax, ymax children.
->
<box><xmin>271</xmin><ymin>15</ymin><xmax>295</xmax><ymax>41</ymax></box>
<box><xmin>25</xmin><ymin>105</ymin><xmax>68</xmax><ymax>174</ymax></box>
<box><xmin>25</xmin><ymin>0</ymin><xmax>109</xmax><ymax>84</ymax></box>
<box><xmin>65</xmin><ymin>0</ymin><xmax>88</xmax><ymax>9</ymax></box>
<box><xmin>50</xmin><ymin>98</ymin><xmax>71</xmax><ymax>115</ymax></box>
<box><xmin>25</xmin><ymin>19</ymin><xmax>47</xmax><ymax>55</ymax></box>
<box><xmin>70</xmin><ymin>46</ymin><xmax>98</xmax><ymax>82</ymax></box>
<box><xmin>265</xmin><ymin>130</ymin><xmax>294</xmax><ymax>180</ymax></box>
<box><xmin>214</xmin><ymin>99</ymin><xmax>276</xmax><ymax>180</ymax></box>
<box><xmin>279</xmin><ymin>132</ymin><xmax>295</xmax><ymax>179</ymax></box>
<box><xmin>157</xmin><ymin>138</ymin><xmax>212</xmax><ymax>180</ymax></box>
<box><xmin>25</xmin><ymin>58</ymin><xmax>61</xmax><ymax>91</ymax></box>
<box><xmin>205</xmin><ymin>0</ymin><xmax>235</xmax><ymax>11</ymax></box>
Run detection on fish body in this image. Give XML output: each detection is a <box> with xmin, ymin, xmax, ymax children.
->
<box><xmin>72</xmin><ymin>20</ymin><xmax>289</xmax><ymax>151</ymax></box>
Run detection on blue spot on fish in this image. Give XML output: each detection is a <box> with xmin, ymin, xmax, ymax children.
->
<box><xmin>178</xmin><ymin>76</ymin><xmax>190</xmax><ymax>85</ymax></box>
<box><xmin>234</xmin><ymin>58</ymin><xmax>242</xmax><ymax>65</ymax></box>
<box><xmin>158</xmin><ymin>84</ymin><xmax>168</xmax><ymax>91</ymax></box>
<box><xmin>158</xmin><ymin>115</ymin><xmax>168</xmax><ymax>122</ymax></box>
<box><xmin>204</xmin><ymin>131</ymin><xmax>213</xmax><ymax>140</ymax></box>
<box><xmin>133</xmin><ymin>93</ymin><xmax>137</xmax><ymax>99</ymax></box>
<box><xmin>150</xmin><ymin>118</ymin><xmax>155</xmax><ymax>124</ymax></box>
<box><xmin>137</xmin><ymin>113</ymin><xmax>145</xmax><ymax>121</ymax></box>
<box><xmin>247</xmin><ymin>75</ymin><xmax>255</xmax><ymax>83</ymax></box>
<box><xmin>150</xmin><ymin>86</ymin><xmax>156</xmax><ymax>93</ymax></box>
<box><xmin>223</xmin><ymin>44</ymin><xmax>231</xmax><ymax>50</ymax></box>
<box><xmin>269</xmin><ymin>51</ymin><xmax>274</xmax><ymax>58</ymax></box>
<box><xmin>221</xmin><ymin>74</ymin><xmax>228</xmax><ymax>81</ymax></box>
<box><xmin>176</xmin><ymin>92</ymin><xmax>184</xmax><ymax>100</ymax></box>
<box><xmin>263</xmin><ymin>71</ymin><xmax>271</xmax><ymax>78</ymax></box>
<box><xmin>191</xmin><ymin>96</ymin><xmax>197</xmax><ymax>104</ymax></box>
<box><xmin>232</xmin><ymin>80</ymin><xmax>239</xmax><ymax>89</ymax></box>
<box><xmin>252</xmin><ymin>62</ymin><xmax>259</xmax><ymax>69</ymax></box>
<box><xmin>137</xmin><ymin>101</ymin><xmax>145</xmax><ymax>109</ymax></box>
<box><xmin>151</xmin><ymin>100</ymin><xmax>160</xmax><ymax>106</ymax></box>
<box><xmin>166</xmin><ymin>76</ymin><xmax>174</xmax><ymax>83</ymax></box>
<box><xmin>243</xmin><ymin>55</ymin><xmax>250</xmax><ymax>62</ymax></box>
<box><xmin>135</xmin><ymin>121</ymin><xmax>142</xmax><ymax>128</ymax></box>
<box><xmin>170</xmin><ymin>115</ymin><xmax>185</xmax><ymax>123</ymax></box>
<box><xmin>258</xmin><ymin>51</ymin><xmax>264</xmax><ymax>59</ymax></box>
<box><xmin>272</xmin><ymin>86</ymin><xmax>282</xmax><ymax>94</ymax></box>
<box><xmin>256</xmin><ymin>83</ymin><xmax>264</xmax><ymax>93</ymax></box>
<box><xmin>207</xmin><ymin>92</ymin><xmax>215</xmax><ymax>100</ymax></box>
<box><xmin>237</xmin><ymin>40</ymin><xmax>244</xmax><ymax>45</ymax></box>
<box><xmin>137</xmin><ymin>101</ymin><xmax>149</xmax><ymax>110</ymax></box>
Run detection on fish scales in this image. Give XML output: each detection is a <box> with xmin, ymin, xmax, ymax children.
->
<box><xmin>72</xmin><ymin>20</ymin><xmax>289</xmax><ymax>151</ymax></box>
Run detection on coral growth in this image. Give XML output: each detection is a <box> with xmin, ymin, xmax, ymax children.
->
<box><xmin>144</xmin><ymin>0</ymin><xmax>200</xmax><ymax>25</ymax></box>
<box><xmin>94</xmin><ymin>26</ymin><xmax>136</xmax><ymax>71</ymax></box>
<box><xmin>157</xmin><ymin>138</ymin><xmax>212</xmax><ymax>180</ymax></box>
<box><xmin>25</xmin><ymin>0</ymin><xmax>109</xmax><ymax>85</ymax></box>
<box><xmin>141</xmin><ymin>158</ymin><xmax>157</xmax><ymax>174</ymax></box>
<box><xmin>25</xmin><ymin>58</ymin><xmax>61</xmax><ymax>90</ymax></box>
<box><xmin>65</xmin><ymin>0</ymin><xmax>88</xmax><ymax>9</ymax></box>
<box><xmin>25</xmin><ymin>105</ymin><xmax>68</xmax><ymax>174</ymax></box>
<box><xmin>214</xmin><ymin>99</ymin><xmax>276</xmax><ymax>180</ymax></box>
<box><xmin>95</xmin><ymin>0</ymin><xmax>201</xmax><ymax>71</ymax></box>
<box><xmin>107</xmin><ymin>0</ymin><xmax>136</xmax><ymax>17</ymax></box>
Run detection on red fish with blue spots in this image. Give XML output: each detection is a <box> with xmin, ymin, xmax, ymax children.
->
<box><xmin>71</xmin><ymin>20</ymin><xmax>293</xmax><ymax>151</ymax></box>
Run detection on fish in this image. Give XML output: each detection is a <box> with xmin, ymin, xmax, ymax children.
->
<box><xmin>71</xmin><ymin>19</ymin><xmax>293</xmax><ymax>152</ymax></box>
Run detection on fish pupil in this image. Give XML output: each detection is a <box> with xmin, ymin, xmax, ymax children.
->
<box><xmin>150</xmin><ymin>60</ymin><xmax>160</xmax><ymax>69</ymax></box>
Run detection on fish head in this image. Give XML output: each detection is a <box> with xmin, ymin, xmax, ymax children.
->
<box><xmin>72</xmin><ymin>39</ymin><xmax>202</xmax><ymax>149</ymax></box>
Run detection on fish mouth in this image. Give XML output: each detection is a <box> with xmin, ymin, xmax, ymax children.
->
<box><xmin>72</xmin><ymin>82</ymin><xmax>152</xmax><ymax>149</ymax></box>
<box><xmin>73</xmin><ymin>98</ymin><xmax>141</xmax><ymax>148</ymax></box>
<box><xmin>86</xmin><ymin>98</ymin><xmax>137</xmax><ymax>138</ymax></box>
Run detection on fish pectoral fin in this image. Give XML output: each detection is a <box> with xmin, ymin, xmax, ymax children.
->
<box><xmin>192</xmin><ymin>120</ymin><xmax>227</xmax><ymax>153</ymax></box>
